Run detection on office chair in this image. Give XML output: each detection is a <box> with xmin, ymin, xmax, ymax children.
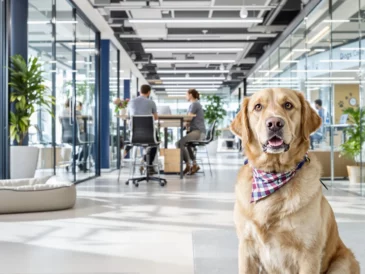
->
<box><xmin>186</xmin><ymin>121</ymin><xmax>217</xmax><ymax>176</ymax></box>
<box><xmin>60</xmin><ymin>117</ymin><xmax>94</xmax><ymax>172</ymax></box>
<box><xmin>125</xmin><ymin>115</ymin><xmax>167</xmax><ymax>187</ymax></box>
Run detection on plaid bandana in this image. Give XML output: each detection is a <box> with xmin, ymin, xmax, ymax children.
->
<box><xmin>244</xmin><ymin>155</ymin><xmax>308</xmax><ymax>203</ymax></box>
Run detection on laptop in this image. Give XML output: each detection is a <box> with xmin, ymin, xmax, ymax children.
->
<box><xmin>157</xmin><ymin>106</ymin><xmax>172</xmax><ymax>115</ymax></box>
<box><xmin>339</xmin><ymin>114</ymin><xmax>348</xmax><ymax>124</ymax></box>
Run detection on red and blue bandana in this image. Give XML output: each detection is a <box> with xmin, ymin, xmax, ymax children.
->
<box><xmin>244</xmin><ymin>155</ymin><xmax>309</xmax><ymax>203</ymax></box>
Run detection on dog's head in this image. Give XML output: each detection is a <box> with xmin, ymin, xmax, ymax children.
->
<box><xmin>231</xmin><ymin>88</ymin><xmax>321</xmax><ymax>169</ymax></box>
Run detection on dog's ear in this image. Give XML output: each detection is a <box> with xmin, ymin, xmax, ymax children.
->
<box><xmin>230</xmin><ymin>97</ymin><xmax>251</xmax><ymax>146</ymax></box>
<box><xmin>297</xmin><ymin>92</ymin><xmax>322</xmax><ymax>141</ymax></box>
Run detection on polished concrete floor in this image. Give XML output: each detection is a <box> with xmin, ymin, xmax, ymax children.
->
<box><xmin>0</xmin><ymin>154</ymin><xmax>364</xmax><ymax>274</ymax></box>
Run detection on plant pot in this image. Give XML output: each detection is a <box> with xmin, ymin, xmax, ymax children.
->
<box><xmin>207</xmin><ymin>140</ymin><xmax>218</xmax><ymax>156</ymax></box>
<box><xmin>11</xmin><ymin>146</ymin><xmax>39</xmax><ymax>179</ymax></box>
<box><xmin>346</xmin><ymin>165</ymin><xmax>365</xmax><ymax>184</ymax></box>
<box><xmin>120</xmin><ymin>109</ymin><xmax>127</xmax><ymax>116</ymax></box>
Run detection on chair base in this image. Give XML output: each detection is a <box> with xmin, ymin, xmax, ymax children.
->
<box><xmin>126</xmin><ymin>176</ymin><xmax>167</xmax><ymax>187</ymax></box>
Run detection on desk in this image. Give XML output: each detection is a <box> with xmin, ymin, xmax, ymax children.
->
<box><xmin>158</xmin><ymin>115</ymin><xmax>194</xmax><ymax>179</ymax></box>
<box><xmin>324</xmin><ymin>124</ymin><xmax>353</xmax><ymax>145</ymax></box>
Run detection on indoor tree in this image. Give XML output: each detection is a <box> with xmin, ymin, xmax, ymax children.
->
<box><xmin>8</xmin><ymin>55</ymin><xmax>54</xmax><ymax>145</ymax></box>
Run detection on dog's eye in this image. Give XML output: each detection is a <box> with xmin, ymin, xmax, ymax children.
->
<box><xmin>254</xmin><ymin>104</ymin><xmax>263</xmax><ymax>111</ymax></box>
<box><xmin>284</xmin><ymin>102</ymin><xmax>293</xmax><ymax>110</ymax></box>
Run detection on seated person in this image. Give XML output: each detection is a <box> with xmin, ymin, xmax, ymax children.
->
<box><xmin>125</xmin><ymin>85</ymin><xmax>159</xmax><ymax>174</ymax></box>
<box><xmin>175</xmin><ymin>89</ymin><xmax>206</xmax><ymax>175</ymax></box>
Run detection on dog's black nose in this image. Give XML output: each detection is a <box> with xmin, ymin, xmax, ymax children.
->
<box><xmin>266</xmin><ymin>117</ymin><xmax>285</xmax><ymax>132</ymax></box>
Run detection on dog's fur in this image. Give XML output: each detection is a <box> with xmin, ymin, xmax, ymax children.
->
<box><xmin>230</xmin><ymin>88</ymin><xmax>360</xmax><ymax>274</ymax></box>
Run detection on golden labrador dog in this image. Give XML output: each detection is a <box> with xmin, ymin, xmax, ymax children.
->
<box><xmin>230</xmin><ymin>88</ymin><xmax>360</xmax><ymax>274</ymax></box>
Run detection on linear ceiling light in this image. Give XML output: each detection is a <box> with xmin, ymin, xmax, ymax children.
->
<box><xmin>323</xmin><ymin>19</ymin><xmax>350</xmax><ymax>23</ymax></box>
<box><xmin>154</xmin><ymin>85</ymin><xmax>221</xmax><ymax>88</ymax></box>
<box><xmin>157</xmin><ymin>70</ymin><xmax>230</xmax><ymax>74</ymax></box>
<box><xmin>307</xmin><ymin>26</ymin><xmax>330</xmax><ymax>44</ymax></box>
<box><xmin>155</xmin><ymin>81</ymin><xmax>222</xmax><ymax>84</ymax></box>
<box><xmin>28</xmin><ymin>21</ymin><xmax>50</xmax><ymax>25</ymax></box>
<box><xmin>159</xmin><ymin>77</ymin><xmax>226</xmax><ymax>80</ymax></box>
<box><xmin>152</xmin><ymin>59</ymin><xmax>235</xmax><ymax>64</ymax></box>
<box><xmin>293</xmin><ymin>69</ymin><xmax>359</xmax><ymax>72</ymax></box>
<box><xmin>145</xmin><ymin>48</ymin><xmax>244</xmax><ymax>52</ymax></box>
<box><xmin>165</xmin><ymin>88</ymin><xmax>219</xmax><ymax>91</ymax></box>
<box><xmin>129</xmin><ymin>18</ymin><xmax>263</xmax><ymax>24</ymax></box>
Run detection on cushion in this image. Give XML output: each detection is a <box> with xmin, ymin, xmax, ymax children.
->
<box><xmin>0</xmin><ymin>176</ymin><xmax>76</xmax><ymax>214</ymax></box>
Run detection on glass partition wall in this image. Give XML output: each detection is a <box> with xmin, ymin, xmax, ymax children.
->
<box><xmin>247</xmin><ymin>0</ymin><xmax>365</xmax><ymax>196</ymax></box>
<box><xmin>27</xmin><ymin>0</ymin><xmax>101</xmax><ymax>182</ymax></box>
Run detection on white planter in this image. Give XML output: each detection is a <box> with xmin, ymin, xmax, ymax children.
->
<box><xmin>347</xmin><ymin>165</ymin><xmax>365</xmax><ymax>184</ymax></box>
<box><xmin>11</xmin><ymin>146</ymin><xmax>39</xmax><ymax>179</ymax></box>
<box><xmin>207</xmin><ymin>140</ymin><xmax>219</xmax><ymax>156</ymax></box>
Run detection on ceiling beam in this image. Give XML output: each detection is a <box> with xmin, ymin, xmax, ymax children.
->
<box><xmin>102</xmin><ymin>5</ymin><xmax>277</xmax><ymax>11</ymax></box>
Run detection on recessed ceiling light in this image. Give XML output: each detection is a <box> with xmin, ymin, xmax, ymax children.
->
<box><xmin>159</xmin><ymin>77</ymin><xmax>225</xmax><ymax>80</ymax></box>
<box><xmin>155</xmin><ymin>81</ymin><xmax>222</xmax><ymax>84</ymax></box>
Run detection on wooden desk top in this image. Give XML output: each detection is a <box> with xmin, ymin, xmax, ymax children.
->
<box><xmin>158</xmin><ymin>114</ymin><xmax>195</xmax><ymax>121</ymax></box>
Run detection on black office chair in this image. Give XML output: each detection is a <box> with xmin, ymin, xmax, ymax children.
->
<box><xmin>125</xmin><ymin>115</ymin><xmax>167</xmax><ymax>187</ymax></box>
<box><xmin>185</xmin><ymin>120</ymin><xmax>217</xmax><ymax>176</ymax></box>
<box><xmin>60</xmin><ymin>117</ymin><xmax>94</xmax><ymax>172</ymax></box>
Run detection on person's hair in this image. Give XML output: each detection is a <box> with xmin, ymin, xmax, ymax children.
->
<box><xmin>314</xmin><ymin>99</ymin><xmax>322</xmax><ymax>107</ymax></box>
<box><xmin>77</xmin><ymin>101</ymin><xmax>83</xmax><ymax>108</ymax></box>
<box><xmin>65</xmin><ymin>98</ymin><xmax>71</xmax><ymax>108</ymax></box>
<box><xmin>140</xmin><ymin>85</ymin><xmax>151</xmax><ymax>94</ymax></box>
<box><xmin>188</xmin><ymin>89</ymin><xmax>200</xmax><ymax>100</ymax></box>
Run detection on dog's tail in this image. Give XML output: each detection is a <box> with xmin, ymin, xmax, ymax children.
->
<box><xmin>326</xmin><ymin>242</ymin><xmax>360</xmax><ymax>274</ymax></box>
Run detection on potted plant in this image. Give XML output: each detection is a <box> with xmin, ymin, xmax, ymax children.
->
<box><xmin>113</xmin><ymin>98</ymin><xmax>130</xmax><ymax>116</ymax></box>
<box><xmin>203</xmin><ymin>95</ymin><xmax>227</xmax><ymax>155</ymax></box>
<box><xmin>8</xmin><ymin>55</ymin><xmax>54</xmax><ymax>179</ymax></box>
<box><xmin>339</xmin><ymin>107</ymin><xmax>365</xmax><ymax>184</ymax></box>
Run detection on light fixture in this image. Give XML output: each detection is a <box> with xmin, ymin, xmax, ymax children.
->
<box><xmin>130</xmin><ymin>53</ymin><xmax>137</xmax><ymax>60</ymax></box>
<box><xmin>240</xmin><ymin>7</ymin><xmax>248</xmax><ymax>19</ymax></box>
<box><xmin>154</xmin><ymin>85</ymin><xmax>221</xmax><ymax>88</ymax></box>
<box><xmin>137</xmin><ymin>63</ymin><xmax>143</xmax><ymax>69</ymax></box>
<box><xmin>129</xmin><ymin>18</ymin><xmax>263</xmax><ymax>24</ymax></box>
<box><xmin>226</xmin><ymin>75</ymin><xmax>232</xmax><ymax>81</ymax></box>
<box><xmin>185</xmin><ymin>73</ymin><xmax>190</xmax><ymax>78</ymax></box>
<box><xmin>152</xmin><ymin>59</ymin><xmax>235</xmax><ymax>64</ymax></box>
<box><xmin>157</xmin><ymin>69</ymin><xmax>230</xmax><ymax>74</ymax></box>
<box><xmin>293</xmin><ymin>49</ymin><xmax>310</xmax><ymax>52</ymax></box>
<box><xmin>160</xmin><ymin>77</ymin><xmax>225</xmax><ymax>80</ymax></box>
<box><xmin>281</xmin><ymin>60</ymin><xmax>299</xmax><ymax>63</ymax></box>
<box><xmin>165</xmin><ymin>88</ymin><xmax>219</xmax><ymax>91</ymax></box>
<box><xmin>144</xmin><ymin>48</ymin><xmax>244</xmax><ymax>52</ymax></box>
<box><xmin>75</xmin><ymin>49</ymin><xmax>97</xmax><ymax>53</ymax></box>
<box><xmin>307</xmin><ymin>26</ymin><xmax>330</xmax><ymax>44</ymax></box>
<box><xmin>220</xmin><ymin>64</ymin><xmax>225</xmax><ymax>71</ymax></box>
<box><xmin>292</xmin><ymin>69</ymin><xmax>360</xmax><ymax>72</ymax></box>
<box><xmin>313</xmin><ymin>48</ymin><xmax>326</xmax><ymax>52</ymax></box>
<box><xmin>27</xmin><ymin>21</ymin><xmax>50</xmax><ymax>25</ymax></box>
<box><xmin>156</xmin><ymin>81</ymin><xmax>222</xmax><ymax>84</ymax></box>
<box><xmin>55</xmin><ymin>20</ymin><xmax>78</xmax><ymax>24</ymax></box>
<box><xmin>323</xmin><ymin>19</ymin><xmax>350</xmax><ymax>23</ymax></box>
<box><xmin>282</xmin><ymin>52</ymin><xmax>294</xmax><ymax>62</ymax></box>
<box><xmin>68</xmin><ymin>61</ymin><xmax>93</xmax><ymax>64</ymax></box>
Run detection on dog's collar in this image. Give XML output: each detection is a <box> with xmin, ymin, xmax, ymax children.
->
<box><xmin>244</xmin><ymin>154</ymin><xmax>309</xmax><ymax>203</ymax></box>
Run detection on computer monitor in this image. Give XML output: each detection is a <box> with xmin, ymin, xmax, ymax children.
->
<box><xmin>157</xmin><ymin>105</ymin><xmax>172</xmax><ymax>115</ymax></box>
<box><xmin>339</xmin><ymin>114</ymin><xmax>348</xmax><ymax>124</ymax></box>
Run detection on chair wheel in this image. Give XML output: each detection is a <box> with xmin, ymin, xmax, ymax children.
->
<box><xmin>65</xmin><ymin>166</ymin><xmax>69</xmax><ymax>172</ymax></box>
<box><xmin>160</xmin><ymin>180</ymin><xmax>167</xmax><ymax>187</ymax></box>
<box><xmin>125</xmin><ymin>180</ymin><xmax>129</xmax><ymax>185</ymax></box>
<box><xmin>134</xmin><ymin>183</ymin><xmax>139</xmax><ymax>187</ymax></box>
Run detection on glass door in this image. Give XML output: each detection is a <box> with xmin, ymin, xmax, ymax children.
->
<box><xmin>74</xmin><ymin>14</ymin><xmax>97</xmax><ymax>181</ymax></box>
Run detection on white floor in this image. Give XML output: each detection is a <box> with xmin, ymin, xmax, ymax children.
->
<box><xmin>0</xmin><ymin>154</ymin><xmax>364</xmax><ymax>274</ymax></box>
